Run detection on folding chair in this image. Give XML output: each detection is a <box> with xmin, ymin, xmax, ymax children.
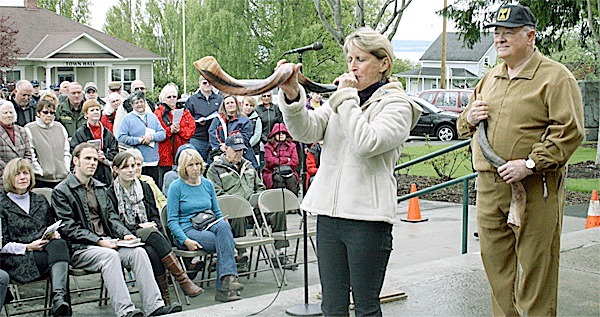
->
<box><xmin>4</xmin><ymin>278</ymin><xmax>51</xmax><ymax>317</ymax></box>
<box><xmin>217</xmin><ymin>195</ymin><xmax>285</xmax><ymax>286</ymax></box>
<box><xmin>159</xmin><ymin>206</ymin><xmax>211</xmax><ymax>305</ymax></box>
<box><xmin>31</xmin><ymin>187</ymin><xmax>53</xmax><ymax>204</ymax></box>
<box><xmin>258</xmin><ymin>188</ymin><xmax>317</xmax><ymax>266</ymax></box>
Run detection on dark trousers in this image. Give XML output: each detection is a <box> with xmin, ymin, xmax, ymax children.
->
<box><xmin>142</xmin><ymin>166</ymin><xmax>159</xmax><ymax>185</ymax></box>
<box><xmin>141</xmin><ymin>232</ymin><xmax>173</xmax><ymax>276</ymax></box>
<box><xmin>157</xmin><ymin>166</ymin><xmax>172</xmax><ymax>189</ymax></box>
<box><xmin>316</xmin><ymin>215</ymin><xmax>392</xmax><ymax>317</ymax></box>
<box><xmin>33</xmin><ymin>239</ymin><xmax>71</xmax><ymax>275</ymax></box>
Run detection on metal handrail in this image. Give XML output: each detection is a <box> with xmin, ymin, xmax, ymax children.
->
<box><xmin>395</xmin><ymin>139</ymin><xmax>477</xmax><ymax>254</ymax></box>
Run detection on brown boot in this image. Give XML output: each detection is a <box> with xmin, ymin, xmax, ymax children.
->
<box><xmin>155</xmin><ymin>273</ymin><xmax>171</xmax><ymax>306</ymax></box>
<box><xmin>161</xmin><ymin>252</ymin><xmax>204</xmax><ymax>297</ymax></box>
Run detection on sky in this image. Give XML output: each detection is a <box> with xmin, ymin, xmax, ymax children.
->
<box><xmin>89</xmin><ymin>0</ymin><xmax>455</xmax><ymax>61</ymax></box>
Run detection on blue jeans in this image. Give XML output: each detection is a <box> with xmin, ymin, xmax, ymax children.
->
<box><xmin>189</xmin><ymin>138</ymin><xmax>210</xmax><ymax>162</ymax></box>
<box><xmin>178</xmin><ymin>221</ymin><xmax>238</xmax><ymax>290</ymax></box>
<box><xmin>316</xmin><ymin>215</ymin><xmax>393</xmax><ymax>317</ymax></box>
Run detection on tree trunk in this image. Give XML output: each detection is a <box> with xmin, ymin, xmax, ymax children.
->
<box><xmin>596</xmin><ymin>119</ymin><xmax>599</xmax><ymax>165</ymax></box>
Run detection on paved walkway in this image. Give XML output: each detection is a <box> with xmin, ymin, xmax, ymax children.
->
<box><xmin>6</xmin><ymin>200</ymin><xmax>598</xmax><ymax>316</ymax></box>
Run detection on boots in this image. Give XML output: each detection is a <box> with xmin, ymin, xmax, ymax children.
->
<box><xmin>221</xmin><ymin>275</ymin><xmax>244</xmax><ymax>291</ymax></box>
<box><xmin>155</xmin><ymin>273</ymin><xmax>171</xmax><ymax>305</ymax></box>
<box><xmin>161</xmin><ymin>252</ymin><xmax>204</xmax><ymax>297</ymax></box>
<box><xmin>50</xmin><ymin>261</ymin><xmax>71</xmax><ymax>316</ymax></box>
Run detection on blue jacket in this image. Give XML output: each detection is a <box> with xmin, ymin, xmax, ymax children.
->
<box><xmin>117</xmin><ymin>112</ymin><xmax>166</xmax><ymax>163</ymax></box>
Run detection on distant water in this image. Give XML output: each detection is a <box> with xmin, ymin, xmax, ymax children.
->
<box><xmin>392</xmin><ymin>40</ymin><xmax>431</xmax><ymax>62</ymax></box>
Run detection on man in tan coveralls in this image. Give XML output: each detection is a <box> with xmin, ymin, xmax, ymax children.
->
<box><xmin>457</xmin><ymin>4</ymin><xmax>584</xmax><ymax>316</ymax></box>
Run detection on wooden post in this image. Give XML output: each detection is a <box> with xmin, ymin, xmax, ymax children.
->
<box><xmin>440</xmin><ymin>0</ymin><xmax>448</xmax><ymax>89</ymax></box>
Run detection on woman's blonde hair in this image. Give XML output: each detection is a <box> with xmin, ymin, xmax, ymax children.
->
<box><xmin>343</xmin><ymin>27</ymin><xmax>394</xmax><ymax>79</ymax></box>
<box><xmin>159</xmin><ymin>83</ymin><xmax>179</xmax><ymax>103</ymax></box>
<box><xmin>3</xmin><ymin>158</ymin><xmax>35</xmax><ymax>192</ymax></box>
<box><xmin>243</xmin><ymin>96</ymin><xmax>256</xmax><ymax>107</ymax></box>
<box><xmin>40</xmin><ymin>91</ymin><xmax>58</xmax><ymax>106</ymax></box>
<box><xmin>177</xmin><ymin>148</ymin><xmax>206</xmax><ymax>179</ymax></box>
<box><xmin>218</xmin><ymin>94</ymin><xmax>242</xmax><ymax>116</ymax></box>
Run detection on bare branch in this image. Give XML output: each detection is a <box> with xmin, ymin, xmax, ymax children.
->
<box><xmin>356</xmin><ymin>0</ymin><xmax>365</xmax><ymax>28</ymax></box>
<box><xmin>313</xmin><ymin>0</ymin><xmax>345</xmax><ymax>45</ymax></box>
<box><xmin>587</xmin><ymin>0</ymin><xmax>600</xmax><ymax>55</ymax></box>
<box><xmin>373</xmin><ymin>0</ymin><xmax>395</xmax><ymax>29</ymax></box>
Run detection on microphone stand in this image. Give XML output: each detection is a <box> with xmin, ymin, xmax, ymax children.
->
<box><xmin>286</xmin><ymin>52</ymin><xmax>322</xmax><ymax>317</ymax></box>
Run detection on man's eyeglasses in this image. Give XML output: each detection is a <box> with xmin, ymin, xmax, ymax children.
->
<box><xmin>262</xmin><ymin>94</ymin><xmax>271</xmax><ymax>98</ymax></box>
<box><xmin>40</xmin><ymin>110</ymin><xmax>56</xmax><ymax>115</ymax></box>
<box><xmin>166</xmin><ymin>95</ymin><xmax>177</xmax><ymax>99</ymax></box>
<box><xmin>201</xmin><ymin>81</ymin><xmax>210</xmax><ymax>85</ymax></box>
<box><xmin>134</xmin><ymin>87</ymin><xmax>146</xmax><ymax>91</ymax></box>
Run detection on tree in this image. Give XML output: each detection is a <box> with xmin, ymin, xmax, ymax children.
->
<box><xmin>313</xmin><ymin>0</ymin><xmax>414</xmax><ymax>46</ymax></box>
<box><xmin>444</xmin><ymin>1</ymin><xmax>595</xmax><ymax>55</ymax></box>
<box><xmin>0</xmin><ymin>16</ymin><xmax>20</xmax><ymax>84</ymax></box>
<box><xmin>38</xmin><ymin>0</ymin><xmax>91</xmax><ymax>25</ymax></box>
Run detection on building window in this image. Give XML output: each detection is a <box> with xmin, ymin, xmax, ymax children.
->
<box><xmin>5</xmin><ymin>70</ymin><xmax>21</xmax><ymax>83</ymax></box>
<box><xmin>430</xmin><ymin>81</ymin><xmax>437</xmax><ymax>89</ymax></box>
<box><xmin>111</xmin><ymin>67</ymin><xmax>138</xmax><ymax>92</ymax></box>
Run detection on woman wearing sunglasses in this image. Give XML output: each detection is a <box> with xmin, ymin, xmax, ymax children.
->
<box><xmin>154</xmin><ymin>84</ymin><xmax>195</xmax><ymax>188</ymax></box>
<box><xmin>24</xmin><ymin>94</ymin><xmax>70</xmax><ymax>188</ymax></box>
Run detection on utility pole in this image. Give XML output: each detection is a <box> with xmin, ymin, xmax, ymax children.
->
<box><xmin>440</xmin><ymin>0</ymin><xmax>447</xmax><ymax>89</ymax></box>
<box><xmin>183</xmin><ymin>0</ymin><xmax>187</xmax><ymax>94</ymax></box>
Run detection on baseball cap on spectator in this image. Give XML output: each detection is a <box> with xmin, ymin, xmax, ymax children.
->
<box><xmin>108</xmin><ymin>81</ymin><xmax>122</xmax><ymax>91</ymax></box>
<box><xmin>484</xmin><ymin>4</ymin><xmax>537</xmax><ymax>29</ymax></box>
<box><xmin>225</xmin><ymin>134</ymin><xmax>247</xmax><ymax>151</ymax></box>
<box><xmin>84</xmin><ymin>82</ymin><xmax>98</xmax><ymax>93</ymax></box>
<box><xmin>0</xmin><ymin>84</ymin><xmax>7</xmax><ymax>92</ymax></box>
<box><xmin>31</xmin><ymin>80</ymin><xmax>40</xmax><ymax>87</ymax></box>
<box><xmin>50</xmin><ymin>83</ymin><xmax>60</xmax><ymax>91</ymax></box>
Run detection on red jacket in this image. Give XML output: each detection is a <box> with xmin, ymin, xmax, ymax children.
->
<box><xmin>154</xmin><ymin>104</ymin><xmax>196</xmax><ymax>166</ymax></box>
<box><xmin>262</xmin><ymin>123</ymin><xmax>299</xmax><ymax>189</ymax></box>
<box><xmin>101</xmin><ymin>113</ymin><xmax>115</xmax><ymax>133</ymax></box>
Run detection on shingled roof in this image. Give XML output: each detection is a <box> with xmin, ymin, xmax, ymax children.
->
<box><xmin>420</xmin><ymin>32</ymin><xmax>493</xmax><ymax>62</ymax></box>
<box><xmin>3</xmin><ymin>5</ymin><xmax>162</xmax><ymax>60</ymax></box>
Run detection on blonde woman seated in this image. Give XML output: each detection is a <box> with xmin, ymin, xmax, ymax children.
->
<box><xmin>107</xmin><ymin>152</ymin><xmax>203</xmax><ymax>305</ymax></box>
<box><xmin>166</xmin><ymin>148</ymin><xmax>243</xmax><ymax>302</ymax></box>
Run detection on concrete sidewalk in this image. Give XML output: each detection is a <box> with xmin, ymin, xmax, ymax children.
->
<box><xmin>6</xmin><ymin>200</ymin><xmax>598</xmax><ymax>316</ymax></box>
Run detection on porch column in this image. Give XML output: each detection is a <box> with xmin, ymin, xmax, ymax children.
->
<box><xmin>45</xmin><ymin>67</ymin><xmax>52</xmax><ymax>89</ymax></box>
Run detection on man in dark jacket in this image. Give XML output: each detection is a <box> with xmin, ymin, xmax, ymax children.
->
<box><xmin>52</xmin><ymin>143</ymin><xmax>180</xmax><ymax>317</ymax></box>
<box><xmin>55</xmin><ymin>82</ymin><xmax>86</xmax><ymax>138</ymax></box>
<box><xmin>255</xmin><ymin>91</ymin><xmax>283</xmax><ymax>145</ymax></box>
<box><xmin>185</xmin><ymin>76</ymin><xmax>222</xmax><ymax>161</ymax></box>
<box><xmin>11</xmin><ymin>80</ymin><xmax>36</xmax><ymax>126</ymax></box>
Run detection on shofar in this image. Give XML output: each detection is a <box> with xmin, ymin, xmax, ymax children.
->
<box><xmin>478</xmin><ymin>120</ymin><xmax>526</xmax><ymax>227</ymax></box>
<box><xmin>193</xmin><ymin>56</ymin><xmax>337</xmax><ymax>96</ymax></box>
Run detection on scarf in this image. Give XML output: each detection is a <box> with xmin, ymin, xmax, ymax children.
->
<box><xmin>113</xmin><ymin>177</ymin><xmax>147</xmax><ymax>225</ymax></box>
<box><xmin>1</xmin><ymin>122</ymin><xmax>15</xmax><ymax>144</ymax></box>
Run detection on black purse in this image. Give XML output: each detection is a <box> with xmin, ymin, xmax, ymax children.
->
<box><xmin>275</xmin><ymin>165</ymin><xmax>294</xmax><ymax>178</ymax></box>
<box><xmin>190</xmin><ymin>211</ymin><xmax>218</xmax><ymax>230</ymax></box>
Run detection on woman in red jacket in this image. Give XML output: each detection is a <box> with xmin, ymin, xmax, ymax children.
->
<box><xmin>154</xmin><ymin>84</ymin><xmax>195</xmax><ymax>187</ymax></box>
<box><xmin>262</xmin><ymin>123</ymin><xmax>300</xmax><ymax>195</ymax></box>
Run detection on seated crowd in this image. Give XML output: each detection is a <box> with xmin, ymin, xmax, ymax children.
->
<box><xmin>0</xmin><ymin>78</ymin><xmax>320</xmax><ymax>316</ymax></box>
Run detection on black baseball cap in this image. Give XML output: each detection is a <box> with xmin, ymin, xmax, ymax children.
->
<box><xmin>225</xmin><ymin>134</ymin><xmax>247</xmax><ymax>151</ymax></box>
<box><xmin>31</xmin><ymin>80</ymin><xmax>40</xmax><ymax>87</ymax></box>
<box><xmin>484</xmin><ymin>4</ymin><xmax>536</xmax><ymax>29</ymax></box>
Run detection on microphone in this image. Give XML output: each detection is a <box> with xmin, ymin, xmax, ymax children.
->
<box><xmin>282</xmin><ymin>42</ymin><xmax>324</xmax><ymax>55</ymax></box>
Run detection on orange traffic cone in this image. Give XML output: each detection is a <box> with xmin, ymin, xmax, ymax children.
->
<box><xmin>401</xmin><ymin>183</ymin><xmax>428</xmax><ymax>223</ymax></box>
<box><xmin>585</xmin><ymin>190</ymin><xmax>599</xmax><ymax>229</ymax></box>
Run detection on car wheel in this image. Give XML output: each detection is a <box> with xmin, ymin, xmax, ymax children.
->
<box><xmin>436</xmin><ymin>124</ymin><xmax>456</xmax><ymax>142</ymax></box>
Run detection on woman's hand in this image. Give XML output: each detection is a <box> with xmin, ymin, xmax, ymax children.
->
<box><xmin>140</xmin><ymin>135</ymin><xmax>153</xmax><ymax>145</ymax></box>
<box><xmin>139</xmin><ymin>222</ymin><xmax>157</xmax><ymax>229</ymax></box>
<box><xmin>334</xmin><ymin>73</ymin><xmax>358</xmax><ymax>89</ymax></box>
<box><xmin>276</xmin><ymin>60</ymin><xmax>301</xmax><ymax>101</ymax></box>
<box><xmin>26</xmin><ymin>239</ymin><xmax>49</xmax><ymax>251</ymax></box>
<box><xmin>184</xmin><ymin>238</ymin><xmax>203</xmax><ymax>251</ymax></box>
<box><xmin>171</xmin><ymin>123</ymin><xmax>180</xmax><ymax>134</ymax></box>
<box><xmin>52</xmin><ymin>231</ymin><xmax>61</xmax><ymax>240</ymax></box>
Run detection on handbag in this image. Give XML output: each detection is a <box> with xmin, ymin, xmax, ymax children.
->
<box><xmin>275</xmin><ymin>165</ymin><xmax>294</xmax><ymax>178</ymax></box>
<box><xmin>190</xmin><ymin>211</ymin><xmax>218</xmax><ymax>230</ymax></box>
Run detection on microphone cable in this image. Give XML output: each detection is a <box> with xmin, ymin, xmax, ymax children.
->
<box><xmin>246</xmin><ymin>126</ymin><xmax>292</xmax><ymax>316</ymax></box>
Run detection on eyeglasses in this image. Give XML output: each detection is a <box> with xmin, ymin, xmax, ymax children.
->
<box><xmin>201</xmin><ymin>81</ymin><xmax>210</xmax><ymax>85</ymax></box>
<box><xmin>262</xmin><ymin>94</ymin><xmax>271</xmax><ymax>98</ymax></box>
<box><xmin>133</xmin><ymin>87</ymin><xmax>146</xmax><ymax>91</ymax></box>
<box><xmin>40</xmin><ymin>110</ymin><xmax>56</xmax><ymax>115</ymax></box>
<box><xmin>166</xmin><ymin>95</ymin><xmax>177</xmax><ymax>99</ymax></box>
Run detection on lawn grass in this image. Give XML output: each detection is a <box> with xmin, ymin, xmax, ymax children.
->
<box><xmin>398</xmin><ymin>142</ymin><xmax>598</xmax><ymax>193</ymax></box>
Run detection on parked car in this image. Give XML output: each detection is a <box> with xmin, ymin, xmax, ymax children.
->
<box><xmin>418</xmin><ymin>89</ymin><xmax>473</xmax><ymax>113</ymax></box>
<box><xmin>410</xmin><ymin>96</ymin><xmax>459</xmax><ymax>142</ymax></box>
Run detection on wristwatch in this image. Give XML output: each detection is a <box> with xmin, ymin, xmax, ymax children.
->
<box><xmin>525</xmin><ymin>158</ymin><xmax>536</xmax><ymax>171</ymax></box>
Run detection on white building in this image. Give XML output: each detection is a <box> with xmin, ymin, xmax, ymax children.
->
<box><xmin>2</xmin><ymin>0</ymin><xmax>164</xmax><ymax>96</ymax></box>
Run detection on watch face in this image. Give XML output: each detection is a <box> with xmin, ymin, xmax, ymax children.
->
<box><xmin>526</xmin><ymin>159</ymin><xmax>535</xmax><ymax>169</ymax></box>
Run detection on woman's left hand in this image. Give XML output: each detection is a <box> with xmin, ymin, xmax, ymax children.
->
<box><xmin>334</xmin><ymin>72</ymin><xmax>358</xmax><ymax>89</ymax></box>
<box><xmin>123</xmin><ymin>234</ymin><xmax>137</xmax><ymax>240</ymax></box>
<box><xmin>52</xmin><ymin>231</ymin><xmax>61</xmax><ymax>240</ymax></box>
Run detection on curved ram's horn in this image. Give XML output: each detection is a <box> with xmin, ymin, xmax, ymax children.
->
<box><xmin>193</xmin><ymin>56</ymin><xmax>337</xmax><ymax>96</ymax></box>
